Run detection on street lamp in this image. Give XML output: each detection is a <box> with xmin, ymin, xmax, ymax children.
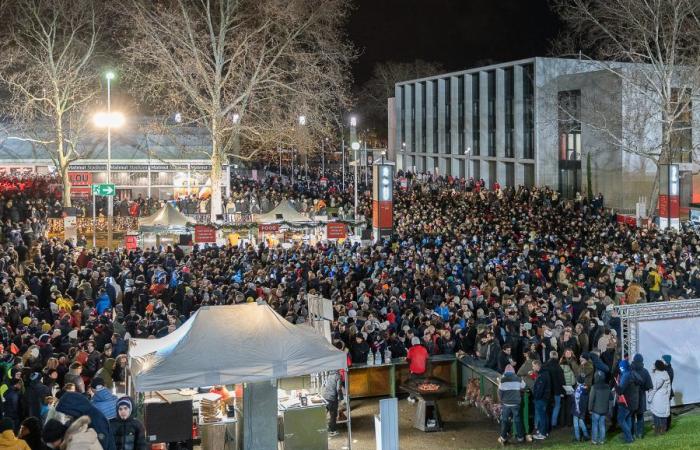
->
<box><xmin>298</xmin><ymin>115</ymin><xmax>307</xmax><ymax>186</ymax></box>
<box><xmin>93</xmin><ymin>70</ymin><xmax>123</xmax><ymax>249</ymax></box>
<box><xmin>465</xmin><ymin>146</ymin><xmax>472</xmax><ymax>180</ymax></box>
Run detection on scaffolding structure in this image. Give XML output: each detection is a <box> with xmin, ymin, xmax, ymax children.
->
<box><xmin>615</xmin><ymin>298</ymin><xmax>700</xmax><ymax>359</ymax></box>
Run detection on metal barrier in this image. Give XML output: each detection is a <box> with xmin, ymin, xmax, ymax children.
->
<box><xmin>459</xmin><ymin>356</ymin><xmax>530</xmax><ymax>435</ymax></box>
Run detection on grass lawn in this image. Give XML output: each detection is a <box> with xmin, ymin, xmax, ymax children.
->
<box><xmin>541</xmin><ymin>412</ymin><xmax>700</xmax><ymax>449</ymax></box>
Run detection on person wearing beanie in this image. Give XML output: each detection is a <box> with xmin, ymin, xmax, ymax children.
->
<box><xmin>630</xmin><ymin>354</ymin><xmax>653</xmax><ymax>439</ymax></box>
<box><xmin>615</xmin><ymin>359</ymin><xmax>642</xmax><ymax>443</ymax></box>
<box><xmin>90</xmin><ymin>377</ymin><xmax>118</xmax><ymax>420</ymax></box>
<box><xmin>41</xmin><ymin>419</ymin><xmax>67</xmax><ymax>449</ymax></box>
<box><xmin>572</xmin><ymin>374</ymin><xmax>590</xmax><ymax>442</ymax></box>
<box><xmin>110</xmin><ymin>396</ymin><xmax>146</xmax><ymax>450</ymax></box>
<box><xmin>0</xmin><ymin>417</ymin><xmax>31</xmax><ymax>450</ymax></box>
<box><xmin>497</xmin><ymin>363</ymin><xmax>527</xmax><ymax>445</ymax></box>
<box><xmin>24</xmin><ymin>371</ymin><xmax>51</xmax><ymax>423</ymax></box>
<box><xmin>405</xmin><ymin>337</ymin><xmax>429</xmax><ymax>403</ymax></box>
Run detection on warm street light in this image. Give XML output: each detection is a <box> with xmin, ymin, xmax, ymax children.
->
<box><xmin>93</xmin><ymin>111</ymin><xmax>125</xmax><ymax>128</ymax></box>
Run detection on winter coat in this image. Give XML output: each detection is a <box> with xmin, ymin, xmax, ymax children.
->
<box><xmin>109</xmin><ymin>399</ymin><xmax>146</xmax><ymax>450</ymax></box>
<box><xmin>631</xmin><ymin>355</ymin><xmax>653</xmax><ymax>413</ymax></box>
<box><xmin>322</xmin><ymin>371</ymin><xmax>341</xmax><ymax>402</ymax></box>
<box><xmin>573</xmin><ymin>384</ymin><xmax>589</xmax><ymax>418</ymax></box>
<box><xmin>532</xmin><ymin>371</ymin><xmax>551</xmax><ymax>401</ymax></box>
<box><xmin>56</xmin><ymin>393</ymin><xmax>115</xmax><ymax>450</ymax></box>
<box><xmin>64</xmin><ymin>370</ymin><xmax>85</xmax><ymax>393</ymax></box>
<box><xmin>647</xmin><ymin>370</ymin><xmax>671</xmax><ymax>418</ymax></box>
<box><xmin>92</xmin><ymin>388</ymin><xmax>118</xmax><ymax>420</ymax></box>
<box><xmin>588</xmin><ymin>372</ymin><xmax>612</xmax><ymax>415</ymax></box>
<box><xmin>542</xmin><ymin>359</ymin><xmax>566</xmax><ymax>396</ymax></box>
<box><xmin>562</xmin><ymin>364</ymin><xmax>576</xmax><ymax>388</ymax></box>
<box><xmin>498</xmin><ymin>372</ymin><xmax>524</xmax><ymax>406</ymax></box>
<box><xmin>616</xmin><ymin>370</ymin><xmax>642</xmax><ymax>412</ymax></box>
<box><xmin>578</xmin><ymin>361</ymin><xmax>594</xmax><ymax>388</ymax></box>
<box><xmin>24</xmin><ymin>378</ymin><xmax>50</xmax><ymax>419</ymax></box>
<box><xmin>61</xmin><ymin>416</ymin><xmax>103</xmax><ymax>450</ymax></box>
<box><xmin>95</xmin><ymin>359</ymin><xmax>115</xmax><ymax>390</ymax></box>
<box><xmin>517</xmin><ymin>360</ymin><xmax>536</xmax><ymax>391</ymax></box>
<box><xmin>0</xmin><ymin>430</ymin><xmax>31</xmax><ymax>450</ymax></box>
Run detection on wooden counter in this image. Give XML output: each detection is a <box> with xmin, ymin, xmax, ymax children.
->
<box><xmin>348</xmin><ymin>355</ymin><xmax>459</xmax><ymax>399</ymax></box>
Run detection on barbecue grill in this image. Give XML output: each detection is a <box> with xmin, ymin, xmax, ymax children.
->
<box><xmin>400</xmin><ymin>377</ymin><xmax>450</xmax><ymax>432</ymax></box>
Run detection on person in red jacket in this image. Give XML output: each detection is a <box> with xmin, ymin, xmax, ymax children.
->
<box><xmin>406</xmin><ymin>337</ymin><xmax>429</xmax><ymax>403</ymax></box>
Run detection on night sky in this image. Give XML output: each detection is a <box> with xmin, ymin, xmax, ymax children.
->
<box><xmin>348</xmin><ymin>0</ymin><xmax>560</xmax><ymax>86</ymax></box>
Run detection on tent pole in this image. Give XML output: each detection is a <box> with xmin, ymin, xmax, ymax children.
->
<box><xmin>345</xmin><ymin>374</ymin><xmax>352</xmax><ymax>449</ymax></box>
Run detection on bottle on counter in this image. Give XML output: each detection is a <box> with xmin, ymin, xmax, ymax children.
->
<box><xmin>384</xmin><ymin>348</ymin><xmax>392</xmax><ymax>364</ymax></box>
<box><xmin>374</xmin><ymin>350</ymin><xmax>381</xmax><ymax>366</ymax></box>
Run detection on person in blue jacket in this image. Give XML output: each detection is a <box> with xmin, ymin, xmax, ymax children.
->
<box><xmin>56</xmin><ymin>391</ymin><xmax>116</xmax><ymax>450</ymax></box>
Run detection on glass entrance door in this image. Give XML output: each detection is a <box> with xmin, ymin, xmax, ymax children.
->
<box><xmin>559</xmin><ymin>166</ymin><xmax>581</xmax><ymax>199</ymax></box>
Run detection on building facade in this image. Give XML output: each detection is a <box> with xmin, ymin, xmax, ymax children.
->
<box><xmin>391</xmin><ymin>57</ymin><xmax>700</xmax><ymax>210</ymax></box>
<box><xmin>0</xmin><ymin>119</ymin><xmax>230</xmax><ymax>201</ymax></box>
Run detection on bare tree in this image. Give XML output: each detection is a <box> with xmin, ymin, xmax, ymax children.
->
<box><xmin>551</xmin><ymin>0</ymin><xmax>700</xmax><ymax>210</ymax></box>
<box><xmin>0</xmin><ymin>0</ymin><xmax>104</xmax><ymax>207</ymax></box>
<box><xmin>121</xmin><ymin>0</ymin><xmax>354</xmax><ymax>219</ymax></box>
<box><xmin>357</xmin><ymin>60</ymin><xmax>444</xmax><ymax>140</ymax></box>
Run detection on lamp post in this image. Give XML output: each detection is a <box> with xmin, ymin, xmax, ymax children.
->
<box><xmin>465</xmin><ymin>146</ymin><xmax>472</xmax><ymax>181</ymax></box>
<box><xmin>93</xmin><ymin>71</ymin><xmax>124</xmax><ymax>249</ymax></box>
<box><xmin>299</xmin><ymin>115</ymin><xmax>307</xmax><ymax>187</ymax></box>
<box><xmin>350</xmin><ymin>116</ymin><xmax>358</xmax><ymax>221</ymax></box>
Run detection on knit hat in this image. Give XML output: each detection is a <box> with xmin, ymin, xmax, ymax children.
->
<box><xmin>0</xmin><ymin>418</ymin><xmax>13</xmax><ymax>432</ymax></box>
<box><xmin>411</xmin><ymin>337</ymin><xmax>420</xmax><ymax>346</ymax></box>
<box><xmin>91</xmin><ymin>377</ymin><xmax>105</xmax><ymax>389</ymax></box>
<box><xmin>117</xmin><ymin>396</ymin><xmax>133</xmax><ymax>414</ymax></box>
<box><xmin>42</xmin><ymin>419</ymin><xmax>67</xmax><ymax>443</ymax></box>
<box><xmin>662</xmin><ymin>354</ymin><xmax>672</xmax><ymax>364</ymax></box>
<box><xmin>504</xmin><ymin>364</ymin><xmax>515</xmax><ymax>374</ymax></box>
<box><xmin>619</xmin><ymin>360</ymin><xmax>630</xmax><ymax>373</ymax></box>
<box><xmin>633</xmin><ymin>354</ymin><xmax>643</xmax><ymax>364</ymax></box>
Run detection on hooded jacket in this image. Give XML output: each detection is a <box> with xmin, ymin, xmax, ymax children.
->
<box><xmin>25</xmin><ymin>375</ymin><xmax>51</xmax><ymax>420</ymax></box>
<box><xmin>109</xmin><ymin>397</ymin><xmax>146</xmax><ymax>450</ymax></box>
<box><xmin>616</xmin><ymin>360</ymin><xmax>642</xmax><ymax>412</ymax></box>
<box><xmin>0</xmin><ymin>430</ymin><xmax>31</xmax><ymax>450</ymax></box>
<box><xmin>92</xmin><ymin>388</ymin><xmax>118</xmax><ymax>421</ymax></box>
<box><xmin>61</xmin><ymin>416</ymin><xmax>103</xmax><ymax>450</ymax></box>
<box><xmin>631</xmin><ymin>354</ymin><xmax>653</xmax><ymax>413</ymax></box>
<box><xmin>647</xmin><ymin>369</ymin><xmax>671</xmax><ymax>418</ymax></box>
<box><xmin>56</xmin><ymin>393</ymin><xmax>115</xmax><ymax>450</ymax></box>
<box><xmin>95</xmin><ymin>359</ymin><xmax>115</xmax><ymax>390</ymax></box>
<box><xmin>498</xmin><ymin>372</ymin><xmax>524</xmax><ymax>406</ymax></box>
<box><xmin>588</xmin><ymin>370</ymin><xmax>612</xmax><ymax>415</ymax></box>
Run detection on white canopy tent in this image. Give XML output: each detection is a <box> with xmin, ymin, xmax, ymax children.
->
<box><xmin>138</xmin><ymin>202</ymin><xmax>191</xmax><ymax>231</ymax></box>
<box><xmin>129</xmin><ymin>303</ymin><xmax>346</xmax><ymax>392</ymax></box>
<box><xmin>254</xmin><ymin>200</ymin><xmax>314</xmax><ymax>225</ymax></box>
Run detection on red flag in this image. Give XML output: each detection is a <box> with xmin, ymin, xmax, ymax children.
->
<box><xmin>10</xmin><ymin>343</ymin><xmax>19</xmax><ymax>355</ymax></box>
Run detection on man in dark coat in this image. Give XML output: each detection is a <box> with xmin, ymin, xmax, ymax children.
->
<box><xmin>24</xmin><ymin>372</ymin><xmax>50</xmax><ymax>420</ymax></box>
<box><xmin>631</xmin><ymin>354</ymin><xmax>653</xmax><ymax>439</ymax></box>
<box><xmin>541</xmin><ymin>351</ymin><xmax>566</xmax><ymax>430</ymax></box>
<box><xmin>110</xmin><ymin>396</ymin><xmax>146</xmax><ymax>450</ymax></box>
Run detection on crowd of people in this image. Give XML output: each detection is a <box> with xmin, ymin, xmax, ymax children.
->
<box><xmin>0</xmin><ymin>170</ymin><xmax>693</xmax><ymax>448</ymax></box>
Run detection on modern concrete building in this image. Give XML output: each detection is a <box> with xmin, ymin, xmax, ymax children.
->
<box><xmin>390</xmin><ymin>57</ymin><xmax>700</xmax><ymax>210</ymax></box>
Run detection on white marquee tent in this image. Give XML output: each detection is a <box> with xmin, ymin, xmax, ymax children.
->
<box><xmin>254</xmin><ymin>200</ymin><xmax>314</xmax><ymax>225</ymax></box>
<box><xmin>129</xmin><ymin>303</ymin><xmax>346</xmax><ymax>392</ymax></box>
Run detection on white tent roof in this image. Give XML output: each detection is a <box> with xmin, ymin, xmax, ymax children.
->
<box><xmin>138</xmin><ymin>203</ymin><xmax>191</xmax><ymax>228</ymax></box>
<box><xmin>255</xmin><ymin>200</ymin><xmax>314</xmax><ymax>224</ymax></box>
<box><xmin>129</xmin><ymin>304</ymin><xmax>346</xmax><ymax>392</ymax></box>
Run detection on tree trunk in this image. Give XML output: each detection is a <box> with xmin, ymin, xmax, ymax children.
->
<box><xmin>210</xmin><ymin>148</ymin><xmax>224</xmax><ymax>221</ymax></box>
<box><xmin>62</xmin><ymin>172</ymin><xmax>72</xmax><ymax>208</ymax></box>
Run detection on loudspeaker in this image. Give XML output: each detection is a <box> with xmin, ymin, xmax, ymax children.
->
<box><xmin>143</xmin><ymin>399</ymin><xmax>192</xmax><ymax>443</ymax></box>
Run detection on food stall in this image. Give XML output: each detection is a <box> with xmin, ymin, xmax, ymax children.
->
<box><xmin>137</xmin><ymin>202</ymin><xmax>193</xmax><ymax>248</ymax></box>
<box><xmin>129</xmin><ymin>304</ymin><xmax>350</xmax><ymax>450</ymax></box>
<box><xmin>348</xmin><ymin>354</ymin><xmax>460</xmax><ymax>398</ymax></box>
<box><xmin>254</xmin><ymin>200</ymin><xmax>318</xmax><ymax>246</ymax></box>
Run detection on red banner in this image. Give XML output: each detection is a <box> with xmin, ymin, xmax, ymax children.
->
<box><xmin>258</xmin><ymin>223</ymin><xmax>280</xmax><ymax>233</ymax></box>
<box><xmin>326</xmin><ymin>222</ymin><xmax>347</xmax><ymax>239</ymax></box>
<box><xmin>658</xmin><ymin>194</ymin><xmax>680</xmax><ymax>218</ymax></box>
<box><xmin>70</xmin><ymin>186</ymin><xmax>91</xmax><ymax>197</ymax></box>
<box><xmin>124</xmin><ymin>235</ymin><xmax>138</xmax><ymax>250</ymax></box>
<box><xmin>68</xmin><ymin>172</ymin><xmax>92</xmax><ymax>186</ymax></box>
<box><xmin>372</xmin><ymin>200</ymin><xmax>393</xmax><ymax>228</ymax></box>
<box><xmin>616</xmin><ymin>214</ymin><xmax>637</xmax><ymax>227</ymax></box>
<box><xmin>194</xmin><ymin>225</ymin><xmax>217</xmax><ymax>243</ymax></box>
